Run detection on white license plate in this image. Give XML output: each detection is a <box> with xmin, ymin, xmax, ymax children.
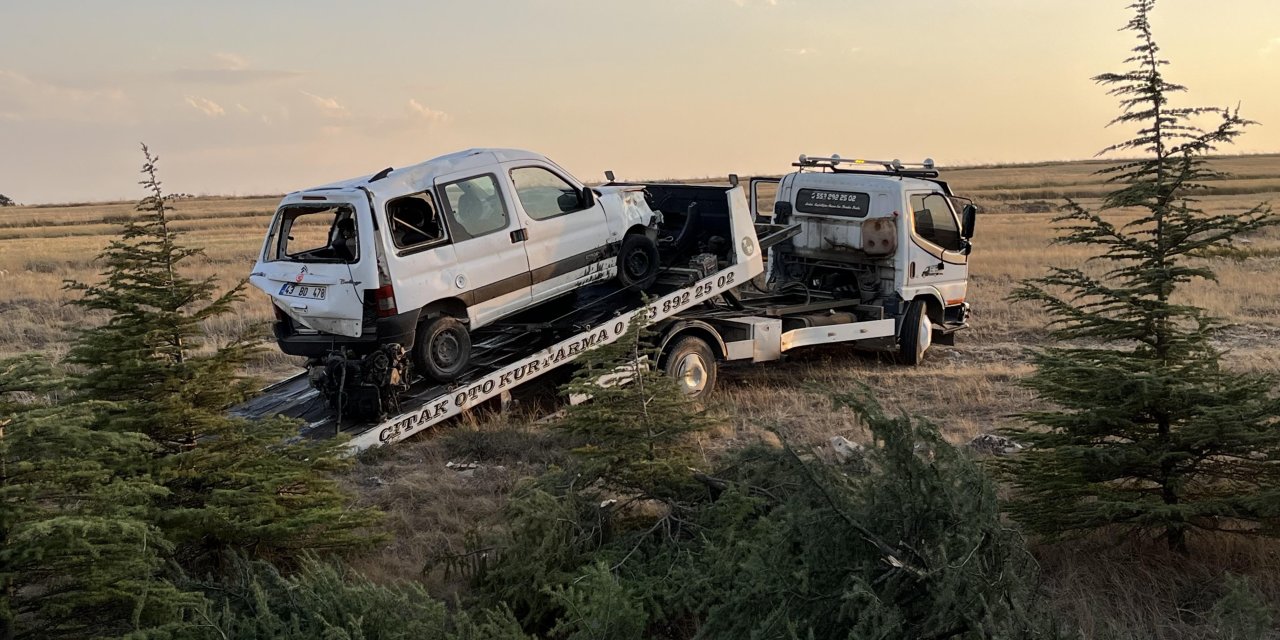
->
<box><xmin>278</xmin><ymin>283</ymin><xmax>327</xmax><ymax>300</ymax></box>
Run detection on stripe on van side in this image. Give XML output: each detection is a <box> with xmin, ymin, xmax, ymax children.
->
<box><xmin>462</xmin><ymin>241</ymin><xmax>621</xmax><ymax>306</ymax></box>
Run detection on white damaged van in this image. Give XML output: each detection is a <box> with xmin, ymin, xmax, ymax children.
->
<box><xmin>249</xmin><ymin>148</ymin><xmax>661</xmax><ymax>385</ymax></box>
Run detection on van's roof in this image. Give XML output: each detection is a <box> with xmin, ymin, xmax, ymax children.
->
<box><xmin>296</xmin><ymin>148</ymin><xmax>551</xmax><ymax>199</ymax></box>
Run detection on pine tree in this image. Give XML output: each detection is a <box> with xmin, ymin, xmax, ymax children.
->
<box><xmin>1000</xmin><ymin>0</ymin><xmax>1280</xmax><ymax>552</ymax></box>
<box><xmin>0</xmin><ymin>357</ymin><xmax>198</xmax><ymax>639</ymax></box>
<box><xmin>556</xmin><ymin>309</ymin><xmax>713</xmax><ymax>501</ymax></box>
<box><xmin>64</xmin><ymin>145</ymin><xmax>378</xmax><ymax>572</ymax></box>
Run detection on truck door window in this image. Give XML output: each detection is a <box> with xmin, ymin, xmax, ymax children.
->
<box><xmin>386</xmin><ymin>192</ymin><xmax>446</xmax><ymax>251</ymax></box>
<box><xmin>510</xmin><ymin>166</ymin><xmax>584</xmax><ymax>220</ymax></box>
<box><xmin>440</xmin><ymin>174</ymin><xmax>510</xmax><ymax>240</ymax></box>
<box><xmin>909</xmin><ymin>193</ymin><xmax>962</xmax><ymax>251</ymax></box>
<box><xmin>270</xmin><ymin>203</ymin><xmax>358</xmax><ymax>263</ymax></box>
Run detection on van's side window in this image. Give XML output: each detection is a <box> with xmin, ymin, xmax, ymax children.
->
<box><xmin>510</xmin><ymin>166</ymin><xmax>584</xmax><ymax>220</ymax></box>
<box><xmin>386</xmin><ymin>192</ymin><xmax>446</xmax><ymax>250</ymax></box>
<box><xmin>909</xmin><ymin>193</ymin><xmax>963</xmax><ymax>251</ymax></box>
<box><xmin>440</xmin><ymin>174</ymin><xmax>509</xmax><ymax>240</ymax></box>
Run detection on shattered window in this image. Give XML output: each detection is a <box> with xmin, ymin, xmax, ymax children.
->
<box><xmin>387</xmin><ymin>192</ymin><xmax>447</xmax><ymax>250</ymax></box>
<box><xmin>269</xmin><ymin>204</ymin><xmax>358</xmax><ymax>263</ymax></box>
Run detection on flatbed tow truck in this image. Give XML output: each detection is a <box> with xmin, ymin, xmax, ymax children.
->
<box><xmin>233</xmin><ymin>156</ymin><xmax>976</xmax><ymax>452</ymax></box>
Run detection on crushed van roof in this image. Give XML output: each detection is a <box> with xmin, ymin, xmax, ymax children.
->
<box><xmin>296</xmin><ymin>148</ymin><xmax>550</xmax><ymax>199</ymax></box>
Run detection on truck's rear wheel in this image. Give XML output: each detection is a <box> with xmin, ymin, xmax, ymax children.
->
<box><xmin>899</xmin><ymin>299</ymin><xmax>932</xmax><ymax>366</ymax></box>
<box><xmin>617</xmin><ymin>233</ymin><xmax>660</xmax><ymax>291</ymax></box>
<box><xmin>663</xmin><ymin>336</ymin><xmax>717</xmax><ymax>399</ymax></box>
<box><xmin>414</xmin><ymin>315</ymin><xmax>471</xmax><ymax>382</ymax></box>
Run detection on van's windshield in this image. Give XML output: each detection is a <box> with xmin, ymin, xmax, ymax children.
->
<box><xmin>267</xmin><ymin>203</ymin><xmax>359</xmax><ymax>264</ymax></box>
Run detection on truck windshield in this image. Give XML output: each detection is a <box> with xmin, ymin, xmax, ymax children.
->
<box><xmin>268</xmin><ymin>203</ymin><xmax>359</xmax><ymax>264</ymax></box>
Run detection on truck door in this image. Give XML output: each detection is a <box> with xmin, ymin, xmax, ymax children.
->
<box><xmin>904</xmin><ymin>191</ymin><xmax>969</xmax><ymax>308</ymax></box>
<box><xmin>434</xmin><ymin>171</ymin><xmax>533</xmax><ymax>327</ymax></box>
<box><xmin>749</xmin><ymin>177</ymin><xmax>780</xmax><ymax>221</ymax></box>
<box><xmin>504</xmin><ymin>164</ymin><xmax>612</xmax><ymax>302</ymax></box>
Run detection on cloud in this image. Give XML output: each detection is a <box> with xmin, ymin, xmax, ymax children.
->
<box><xmin>731</xmin><ymin>0</ymin><xmax>777</xmax><ymax>5</ymax></box>
<box><xmin>1262</xmin><ymin>37</ymin><xmax>1280</xmax><ymax>56</ymax></box>
<box><xmin>301</xmin><ymin>91</ymin><xmax>349</xmax><ymax>117</ymax></box>
<box><xmin>408</xmin><ymin>99</ymin><xmax>448</xmax><ymax>123</ymax></box>
<box><xmin>184</xmin><ymin>95</ymin><xmax>225</xmax><ymax>117</ymax></box>
<box><xmin>167</xmin><ymin>68</ymin><xmax>304</xmax><ymax>85</ymax></box>
<box><xmin>213</xmin><ymin>52</ymin><xmax>249</xmax><ymax>70</ymax></box>
<box><xmin>784</xmin><ymin>47</ymin><xmax>818</xmax><ymax>55</ymax></box>
<box><xmin>0</xmin><ymin>69</ymin><xmax>130</xmax><ymax>123</ymax></box>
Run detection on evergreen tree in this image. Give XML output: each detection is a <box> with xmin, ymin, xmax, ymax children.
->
<box><xmin>555</xmin><ymin>310</ymin><xmax>712</xmax><ymax>501</ymax></box>
<box><xmin>64</xmin><ymin>145</ymin><xmax>378</xmax><ymax>571</ymax></box>
<box><xmin>0</xmin><ymin>195</ymin><xmax>14</xmax><ymax>207</ymax></box>
<box><xmin>1000</xmin><ymin>0</ymin><xmax>1280</xmax><ymax>551</ymax></box>
<box><xmin>0</xmin><ymin>357</ymin><xmax>198</xmax><ymax>639</ymax></box>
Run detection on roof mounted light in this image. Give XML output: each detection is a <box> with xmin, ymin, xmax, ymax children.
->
<box><xmin>795</xmin><ymin>154</ymin><xmax>939</xmax><ymax>172</ymax></box>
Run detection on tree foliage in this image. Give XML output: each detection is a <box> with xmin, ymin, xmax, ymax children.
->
<box><xmin>0</xmin><ymin>194</ymin><xmax>14</xmax><ymax>207</ymax></box>
<box><xmin>62</xmin><ymin>144</ymin><xmax>379</xmax><ymax>571</ymax></box>
<box><xmin>1000</xmin><ymin>0</ymin><xmax>1280</xmax><ymax>551</ymax></box>
<box><xmin>0</xmin><ymin>357</ymin><xmax>198</xmax><ymax>639</ymax></box>
<box><xmin>555</xmin><ymin>310</ymin><xmax>713</xmax><ymax>501</ymax></box>
<box><xmin>483</xmin><ymin>385</ymin><xmax>1051</xmax><ymax>639</ymax></box>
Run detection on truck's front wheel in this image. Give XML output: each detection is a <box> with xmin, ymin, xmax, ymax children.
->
<box><xmin>662</xmin><ymin>335</ymin><xmax>717</xmax><ymax>399</ymax></box>
<box><xmin>414</xmin><ymin>315</ymin><xmax>471</xmax><ymax>382</ymax></box>
<box><xmin>899</xmin><ymin>299</ymin><xmax>932</xmax><ymax>366</ymax></box>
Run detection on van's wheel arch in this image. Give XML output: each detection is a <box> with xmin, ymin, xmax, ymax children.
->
<box><xmin>413</xmin><ymin>314</ymin><xmax>471</xmax><ymax>382</ymax></box>
<box><xmin>617</xmin><ymin>232</ymin><xmax>660</xmax><ymax>291</ymax></box>
<box><xmin>661</xmin><ymin>335</ymin><xmax>717</xmax><ymax>399</ymax></box>
<box><xmin>899</xmin><ymin>298</ymin><xmax>933</xmax><ymax>366</ymax></box>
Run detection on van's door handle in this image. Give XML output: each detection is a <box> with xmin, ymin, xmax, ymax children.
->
<box><xmin>510</xmin><ymin>229</ymin><xmax>527</xmax><ymax>243</ymax></box>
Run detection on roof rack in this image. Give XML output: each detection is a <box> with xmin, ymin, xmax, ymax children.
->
<box><xmin>793</xmin><ymin>154</ymin><xmax>939</xmax><ymax>178</ymax></box>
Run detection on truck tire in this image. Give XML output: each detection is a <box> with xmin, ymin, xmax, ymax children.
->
<box><xmin>899</xmin><ymin>298</ymin><xmax>932</xmax><ymax>366</ymax></box>
<box><xmin>662</xmin><ymin>335</ymin><xmax>717</xmax><ymax>399</ymax></box>
<box><xmin>414</xmin><ymin>315</ymin><xmax>471</xmax><ymax>382</ymax></box>
<box><xmin>617</xmin><ymin>233</ymin><xmax>660</xmax><ymax>291</ymax></box>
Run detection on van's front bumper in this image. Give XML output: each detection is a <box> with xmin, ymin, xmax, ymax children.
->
<box><xmin>273</xmin><ymin>309</ymin><xmax>419</xmax><ymax>358</ymax></box>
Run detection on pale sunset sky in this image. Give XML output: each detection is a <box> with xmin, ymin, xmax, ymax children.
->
<box><xmin>2</xmin><ymin>0</ymin><xmax>1278</xmax><ymax>204</ymax></box>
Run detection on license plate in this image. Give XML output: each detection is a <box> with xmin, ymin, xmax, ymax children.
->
<box><xmin>278</xmin><ymin>283</ymin><xmax>327</xmax><ymax>300</ymax></box>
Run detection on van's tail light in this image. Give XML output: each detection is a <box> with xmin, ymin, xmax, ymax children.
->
<box><xmin>373</xmin><ymin>255</ymin><xmax>398</xmax><ymax>318</ymax></box>
<box><xmin>375</xmin><ymin>284</ymin><xmax>398</xmax><ymax>318</ymax></box>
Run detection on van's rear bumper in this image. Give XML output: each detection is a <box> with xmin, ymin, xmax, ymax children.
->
<box><xmin>273</xmin><ymin>310</ymin><xmax>419</xmax><ymax>358</ymax></box>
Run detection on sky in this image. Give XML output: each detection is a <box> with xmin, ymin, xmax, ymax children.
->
<box><xmin>1</xmin><ymin>0</ymin><xmax>1278</xmax><ymax>204</ymax></box>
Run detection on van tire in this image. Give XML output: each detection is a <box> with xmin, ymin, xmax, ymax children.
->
<box><xmin>617</xmin><ymin>233</ymin><xmax>660</xmax><ymax>291</ymax></box>
<box><xmin>898</xmin><ymin>299</ymin><xmax>932</xmax><ymax>366</ymax></box>
<box><xmin>414</xmin><ymin>315</ymin><xmax>471</xmax><ymax>382</ymax></box>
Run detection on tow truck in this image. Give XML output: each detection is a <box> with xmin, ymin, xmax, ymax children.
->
<box><xmin>232</xmin><ymin>155</ymin><xmax>977</xmax><ymax>451</ymax></box>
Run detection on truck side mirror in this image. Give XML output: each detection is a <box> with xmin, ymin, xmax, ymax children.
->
<box><xmin>775</xmin><ymin>201</ymin><xmax>793</xmax><ymax>223</ymax></box>
<box><xmin>961</xmin><ymin>203</ymin><xmax>977</xmax><ymax>239</ymax></box>
<box><xmin>580</xmin><ymin>186</ymin><xmax>596</xmax><ymax>209</ymax></box>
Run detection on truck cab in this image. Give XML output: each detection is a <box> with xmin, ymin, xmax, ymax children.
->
<box><xmin>751</xmin><ymin>155</ymin><xmax>976</xmax><ymax>363</ymax></box>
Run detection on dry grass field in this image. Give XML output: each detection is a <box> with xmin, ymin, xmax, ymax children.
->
<box><xmin>4</xmin><ymin>155</ymin><xmax>1280</xmax><ymax>636</ymax></box>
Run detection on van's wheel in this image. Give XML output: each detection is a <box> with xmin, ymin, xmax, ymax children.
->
<box><xmin>617</xmin><ymin>233</ymin><xmax>660</xmax><ymax>291</ymax></box>
<box><xmin>663</xmin><ymin>336</ymin><xmax>717</xmax><ymax>399</ymax></box>
<box><xmin>414</xmin><ymin>315</ymin><xmax>471</xmax><ymax>382</ymax></box>
<box><xmin>899</xmin><ymin>299</ymin><xmax>932</xmax><ymax>366</ymax></box>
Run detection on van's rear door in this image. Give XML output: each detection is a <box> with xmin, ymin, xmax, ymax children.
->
<box><xmin>249</xmin><ymin>191</ymin><xmax>378</xmax><ymax>337</ymax></box>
